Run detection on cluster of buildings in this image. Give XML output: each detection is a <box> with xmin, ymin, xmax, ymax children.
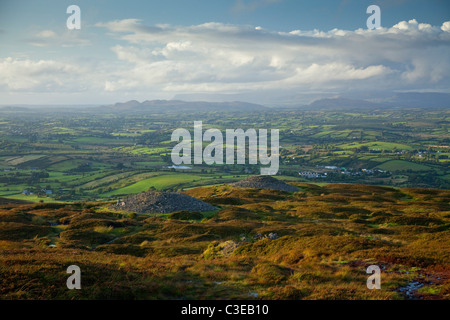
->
<box><xmin>298</xmin><ymin>171</ymin><xmax>327</xmax><ymax>178</ymax></box>
<box><xmin>22</xmin><ymin>189</ymin><xmax>53</xmax><ymax>196</ymax></box>
<box><xmin>298</xmin><ymin>166</ymin><xmax>386</xmax><ymax>179</ymax></box>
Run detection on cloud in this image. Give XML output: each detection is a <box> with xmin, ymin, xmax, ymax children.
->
<box><xmin>27</xmin><ymin>29</ymin><xmax>91</xmax><ymax>47</ymax></box>
<box><xmin>2</xmin><ymin>18</ymin><xmax>450</xmax><ymax>101</ymax></box>
<box><xmin>94</xmin><ymin>19</ymin><xmax>450</xmax><ymax>94</ymax></box>
<box><xmin>442</xmin><ymin>21</ymin><xmax>450</xmax><ymax>32</ymax></box>
<box><xmin>0</xmin><ymin>57</ymin><xmax>93</xmax><ymax>91</ymax></box>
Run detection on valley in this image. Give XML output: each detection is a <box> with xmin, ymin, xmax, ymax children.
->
<box><xmin>0</xmin><ymin>104</ymin><xmax>448</xmax><ymax>203</ymax></box>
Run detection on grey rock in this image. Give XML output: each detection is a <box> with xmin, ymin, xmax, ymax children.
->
<box><xmin>109</xmin><ymin>191</ymin><xmax>216</xmax><ymax>214</ymax></box>
<box><xmin>229</xmin><ymin>175</ymin><xmax>298</xmax><ymax>192</ymax></box>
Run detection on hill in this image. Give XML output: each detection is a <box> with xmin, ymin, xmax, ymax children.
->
<box><xmin>229</xmin><ymin>175</ymin><xmax>299</xmax><ymax>192</ymax></box>
<box><xmin>0</xmin><ymin>182</ymin><xmax>448</xmax><ymax>300</ymax></box>
<box><xmin>98</xmin><ymin>100</ymin><xmax>268</xmax><ymax>113</ymax></box>
<box><xmin>0</xmin><ymin>197</ymin><xmax>33</xmax><ymax>205</ymax></box>
<box><xmin>386</xmin><ymin>92</ymin><xmax>450</xmax><ymax>108</ymax></box>
<box><xmin>296</xmin><ymin>92</ymin><xmax>450</xmax><ymax>111</ymax></box>
<box><xmin>305</xmin><ymin>98</ymin><xmax>389</xmax><ymax>110</ymax></box>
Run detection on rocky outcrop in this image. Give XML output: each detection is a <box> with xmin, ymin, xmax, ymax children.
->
<box><xmin>229</xmin><ymin>176</ymin><xmax>298</xmax><ymax>192</ymax></box>
<box><xmin>109</xmin><ymin>191</ymin><xmax>216</xmax><ymax>214</ymax></box>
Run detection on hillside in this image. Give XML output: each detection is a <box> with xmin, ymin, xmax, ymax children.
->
<box><xmin>0</xmin><ymin>197</ymin><xmax>33</xmax><ymax>205</ymax></box>
<box><xmin>229</xmin><ymin>175</ymin><xmax>299</xmax><ymax>192</ymax></box>
<box><xmin>0</xmin><ymin>181</ymin><xmax>448</xmax><ymax>300</ymax></box>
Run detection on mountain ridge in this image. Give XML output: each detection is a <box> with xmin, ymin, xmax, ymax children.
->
<box><xmin>98</xmin><ymin>99</ymin><xmax>268</xmax><ymax>113</ymax></box>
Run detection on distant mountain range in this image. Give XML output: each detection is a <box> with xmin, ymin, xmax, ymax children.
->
<box><xmin>295</xmin><ymin>92</ymin><xmax>450</xmax><ymax>110</ymax></box>
<box><xmin>95</xmin><ymin>92</ymin><xmax>449</xmax><ymax>113</ymax></box>
<box><xmin>381</xmin><ymin>92</ymin><xmax>450</xmax><ymax>108</ymax></box>
<box><xmin>97</xmin><ymin>99</ymin><xmax>268</xmax><ymax>113</ymax></box>
<box><xmin>173</xmin><ymin>91</ymin><xmax>450</xmax><ymax>109</ymax></box>
<box><xmin>302</xmin><ymin>98</ymin><xmax>388</xmax><ymax>110</ymax></box>
<box><xmin>1</xmin><ymin>92</ymin><xmax>449</xmax><ymax>113</ymax></box>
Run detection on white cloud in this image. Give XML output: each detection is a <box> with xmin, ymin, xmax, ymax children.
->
<box><xmin>2</xmin><ymin>19</ymin><xmax>450</xmax><ymax>102</ymax></box>
<box><xmin>94</xmin><ymin>19</ymin><xmax>450</xmax><ymax>94</ymax></box>
<box><xmin>96</xmin><ymin>19</ymin><xmax>144</xmax><ymax>33</ymax></box>
<box><xmin>36</xmin><ymin>30</ymin><xmax>57</xmax><ymax>38</ymax></box>
<box><xmin>442</xmin><ymin>21</ymin><xmax>450</xmax><ymax>32</ymax></box>
<box><xmin>27</xmin><ymin>29</ymin><xmax>91</xmax><ymax>47</ymax></box>
<box><xmin>0</xmin><ymin>57</ymin><xmax>92</xmax><ymax>91</ymax></box>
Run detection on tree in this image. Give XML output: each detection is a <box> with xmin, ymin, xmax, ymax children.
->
<box><xmin>116</xmin><ymin>162</ymin><xmax>125</xmax><ymax>170</ymax></box>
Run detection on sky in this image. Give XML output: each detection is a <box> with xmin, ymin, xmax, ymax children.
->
<box><xmin>0</xmin><ymin>0</ymin><xmax>449</xmax><ymax>105</ymax></box>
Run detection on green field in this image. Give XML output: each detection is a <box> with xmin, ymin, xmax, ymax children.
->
<box><xmin>0</xmin><ymin>106</ymin><xmax>448</xmax><ymax>203</ymax></box>
<box><xmin>3</xmin><ymin>194</ymin><xmax>63</xmax><ymax>203</ymax></box>
<box><xmin>101</xmin><ymin>173</ymin><xmax>208</xmax><ymax>196</ymax></box>
<box><xmin>338</xmin><ymin>141</ymin><xmax>414</xmax><ymax>151</ymax></box>
<box><xmin>4</xmin><ymin>155</ymin><xmax>46</xmax><ymax>166</ymax></box>
<box><xmin>376</xmin><ymin>160</ymin><xmax>431</xmax><ymax>172</ymax></box>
